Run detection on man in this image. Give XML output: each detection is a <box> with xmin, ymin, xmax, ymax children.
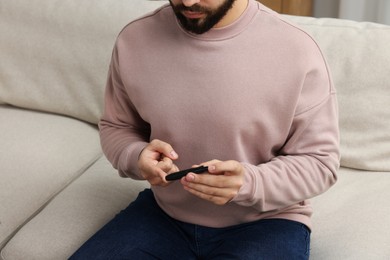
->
<box><xmin>71</xmin><ymin>0</ymin><xmax>339</xmax><ymax>259</ymax></box>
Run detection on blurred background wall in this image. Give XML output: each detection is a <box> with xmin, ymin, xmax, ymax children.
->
<box><xmin>314</xmin><ymin>0</ymin><xmax>390</xmax><ymax>25</ymax></box>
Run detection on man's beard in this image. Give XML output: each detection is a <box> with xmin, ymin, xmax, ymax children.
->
<box><xmin>170</xmin><ymin>0</ymin><xmax>236</xmax><ymax>34</ymax></box>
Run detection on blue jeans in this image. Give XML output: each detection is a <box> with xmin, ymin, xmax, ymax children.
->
<box><xmin>70</xmin><ymin>189</ymin><xmax>310</xmax><ymax>260</ymax></box>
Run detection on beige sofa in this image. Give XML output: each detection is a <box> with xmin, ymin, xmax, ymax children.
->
<box><xmin>1</xmin><ymin>0</ymin><xmax>389</xmax><ymax>259</ymax></box>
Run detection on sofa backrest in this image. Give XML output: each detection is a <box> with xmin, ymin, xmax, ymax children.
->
<box><xmin>1</xmin><ymin>1</ymin><xmax>389</xmax><ymax>171</ymax></box>
<box><xmin>288</xmin><ymin>16</ymin><xmax>390</xmax><ymax>172</ymax></box>
<box><xmin>0</xmin><ymin>0</ymin><xmax>166</xmax><ymax>124</ymax></box>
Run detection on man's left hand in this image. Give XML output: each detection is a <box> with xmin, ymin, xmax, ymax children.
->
<box><xmin>180</xmin><ymin>160</ymin><xmax>245</xmax><ymax>205</ymax></box>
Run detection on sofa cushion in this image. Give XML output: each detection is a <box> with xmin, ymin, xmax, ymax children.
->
<box><xmin>0</xmin><ymin>105</ymin><xmax>101</xmax><ymax>249</ymax></box>
<box><xmin>1</xmin><ymin>156</ymin><xmax>149</xmax><ymax>260</ymax></box>
<box><xmin>0</xmin><ymin>0</ymin><xmax>166</xmax><ymax>124</ymax></box>
<box><xmin>3</xmin><ymin>164</ymin><xmax>389</xmax><ymax>260</ymax></box>
<box><xmin>287</xmin><ymin>16</ymin><xmax>390</xmax><ymax>171</ymax></box>
<box><xmin>310</xmin><ymin>167</ymin><xmax>390</xmax><ymax>259</ymax></box>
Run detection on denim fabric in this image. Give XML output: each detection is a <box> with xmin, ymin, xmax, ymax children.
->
<box><xmin>70</xmin><ymin>189</ymin><xmax>310</xmax><ymax>260</ymax></box>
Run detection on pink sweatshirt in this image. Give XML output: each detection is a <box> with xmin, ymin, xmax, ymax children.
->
<box><xmin>99</xmin><ymin>0</ymin><xmax>340</xmax><ymax>229</ymax></box>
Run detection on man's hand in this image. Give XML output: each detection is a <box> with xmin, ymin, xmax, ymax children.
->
<box><xmin>181</xmin><ymin>160</ymin><xmax>245</xmax><ymax>205</ymax></box>
<box><xmin>138</xmin><ymin>139</ymin><xmax>179</xmax><ymax>186</ymax></box>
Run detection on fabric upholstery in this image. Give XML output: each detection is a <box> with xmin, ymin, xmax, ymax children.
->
<box><xmin>310</xmin><ymin>167</ymin><xmax>390</xmax><ymax>259</ymax></box>
<box><xmin>1</xmin><ymin>1</ymin><xmax>389</xmax><ymax>259</ymax></box>
<box><xmin>0</xmin><ymin>106</ymin><xmax>101</xmax><ymax>249</ymax></box>
<box><xmin>288</xmin><ymin>16</ymin><xmax>390</xmax><ymax>171</ymax></box>
<box><xmin>1</xmin><ymin>156</ymin><xmax>149</xmax><ymax>260</ymax></box>
<box><xmin>1</xmin><ymin>0</ymin><xmax>388</xmax><ymax>168</ymax></box>
<box><xmin>0</xmin><ymin>0</ymin><xmax>165</xmax><ymax>124</ymax></box>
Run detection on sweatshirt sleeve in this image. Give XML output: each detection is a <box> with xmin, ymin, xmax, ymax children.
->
<box><xmin>98</xmin><ymin>45</ymin><xmax>150</xmax><ymax>179</ymax></box>
<box><xmin>232</xmin><ymin>52</ymin><xmax>340</xmax><ymax>212</ymax></box>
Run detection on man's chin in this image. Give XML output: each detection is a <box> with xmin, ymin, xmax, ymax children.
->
<box><xmin>180</xmin><ymin>18</ymin><xmax>214</xmax><ymax>34</ymax></box>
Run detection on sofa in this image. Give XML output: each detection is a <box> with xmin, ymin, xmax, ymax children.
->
<box><xmin>1</xmin><ymin>0</ymin><xmax>389</xmax><ymax>259</ymax></box>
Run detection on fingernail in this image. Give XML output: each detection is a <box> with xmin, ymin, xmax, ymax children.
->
<box><xmin>170</xmin><ymin>151</ymin><xmax>178</xmax><ymax>159</ymax></box>
<box><xmin>208</xmin><ymin>165</ymin><xmax>216</xmax><ymax>172</ymax></box>
<box><xmin>187</xmin><ymin>174</ymin><xmax>195</xmax><ymax>181</ymax></box>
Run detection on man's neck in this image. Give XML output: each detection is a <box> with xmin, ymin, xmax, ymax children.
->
<box><xmin>214</xmin><ymin>0</ymin><xmax>249</xmax><ymax>28</ymax></box>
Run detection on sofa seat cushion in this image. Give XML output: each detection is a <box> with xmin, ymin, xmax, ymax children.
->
<box><xmin>310</xmin><ymin>167</ymin><xmax>390</xmax><ymax>259</ymax></box>
<box><xmin>0</xmin><ymin>105</ymin><xmax>102</xmax><ymax>249</ymax></box>
<box><xmin>3</xmin><ymin>164</ymin><xmax>389</xmax><ymax>259</ymax></box>
<box><xmin>1</xmin><ymin>156</ymin><xmax>149</xmax><ymax>260</ymax></box>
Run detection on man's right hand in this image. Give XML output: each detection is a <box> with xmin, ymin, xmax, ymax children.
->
<box><xmin>138</xmin><ymin>139</ymin><xmax>179</xmax><ymax>186</ymax></box>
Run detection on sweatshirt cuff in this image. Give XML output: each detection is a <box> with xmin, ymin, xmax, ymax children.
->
<box><xmin>119</xmin><ymin>141</ymin><xmax>148</xmax><ymax>179</ymax></box>
<box><xmin>231</xmin><ymin>163</ymin><xmax>261</xmax><ymax>207</ymax></box>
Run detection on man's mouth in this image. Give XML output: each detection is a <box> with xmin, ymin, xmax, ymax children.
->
<box><xmin>182</xmin><ymin>10</ymin><xmax>205</xmax><ymax>19</ymax></box>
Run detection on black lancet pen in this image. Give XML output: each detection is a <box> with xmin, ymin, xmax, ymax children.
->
<box><xmin>165</xmin><ymin>166</ymin><xmax>209</xmax><ymax>181</ymax></box>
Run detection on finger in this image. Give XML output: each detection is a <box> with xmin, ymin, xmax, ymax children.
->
<box><xmin>182</xmin><ymin>184</ymin><xmax>232</xmax><ymax>205</ymax></box>
<box><xmin>181</xmin><ymin>173</ymin><xmax>241</xmax><ymax>205</ymax></box>
<box><xmin>157</xmin><ymin>156</ymin><xmax>174</xmax><ymax>172</ymax></box>
<box><xmin>208</xmin><ymin>160</ymin><xmax>242</xmax><ymax>176</ymax></box>
<box><xmin>196</xmin><ymin>159</ymin><xmax>221</xmax><ymax>168</ymax></box>
<box><xmin>182</xmin><ymin>177</ymin><xmax>222</xmax><ymax>195</ymax></box>
<box><xmin>183</xmin><ymin>173</ymin><xmax>233</xmax><ymax>190</ymax></box>
<box><xmin>183</xmin><ymin>173</ymin><xmax>226</xmax><ymax>188</ymax></box>
<box><xmin>191</xmin><ymin>160</ymin><xmax>223</xmax><ymax>175</ymax></box>
<box><xmin>150</xmin><ymin>139</ymin><xmax>178</xmax><ymax>160</ymax></box>
<box><xmin>147</xmin><ymin>167</ymin><xmax>171</xmax><ymax>187</ymax></box>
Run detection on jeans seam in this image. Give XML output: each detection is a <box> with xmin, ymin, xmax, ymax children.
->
<box><xmin>301</xmin><ymin>224</ymin><xmax>311</xmax><ymax>257</ymax></box>
<box><xmin>194</xmin><ymin>225</ymin><xmax>201</xmax><ymax>258</ymax></box>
